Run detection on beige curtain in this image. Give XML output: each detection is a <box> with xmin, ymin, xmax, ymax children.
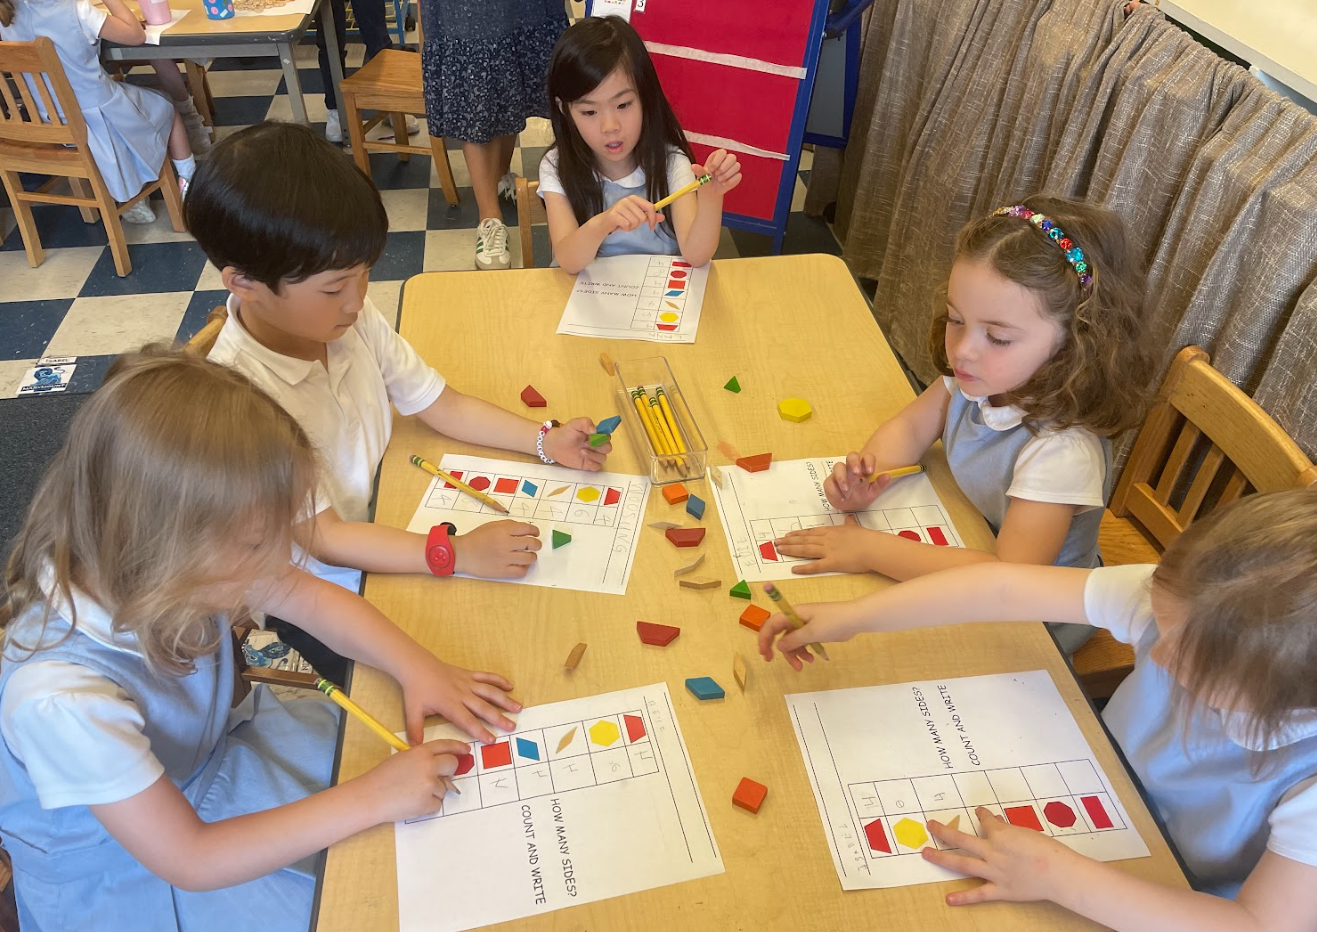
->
<box><xmin>835</xmin><ymin>0</ymin><xmax>1317</xmax><ymax>461</ymax></box>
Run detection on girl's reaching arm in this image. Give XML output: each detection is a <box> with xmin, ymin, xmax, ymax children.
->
<box><xmin>544</xmin><ymin>191</ymin><xmax>663</xmax><ymax>274</ymax></box>
<box><xmin>97</xmin><ymin>0</ymin><xmax>147</xmax><ymax>45</ymax></box>
<box><xmin>670</xmin><ymin>149</ymin><xmax>741</xmax><ymax>266</ymax></box>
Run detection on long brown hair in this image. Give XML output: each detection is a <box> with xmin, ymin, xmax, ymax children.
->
<box><xmin>0</xmin><ymin>0</ymin><xmax>15</xmax><ymax>27</ymax></box>
<box><xmin>1152</xmin><ymin>489</ymin><xmax>1317</xmax><ymax>761</ymax></box>
<box><xmin>928</xmin><ymin>195</ymin><xmax>1153</xmax><ymax>435</ymax></box>
<box><xmin>1</xmin><ymin>346</ymin><xmax>317</xmax><ymax>674</ymax></box>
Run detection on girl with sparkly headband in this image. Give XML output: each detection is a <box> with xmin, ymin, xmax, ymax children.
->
<box><xmin>775</xmin><ymin>195</ymin><xmax>1153</xmax><ymax>653</ymax></box>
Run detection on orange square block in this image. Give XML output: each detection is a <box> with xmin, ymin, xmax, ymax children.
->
<box><xmin>662</xmin><ymin>484</ymin><xmax>689</xmax><ymax>504</ymax></box>
<box><xmin>733</xmin><ymin>777</ymin><xmax>768</xmax><ymax>814</ymax></box>
<box><xmin>739</xmin><ymin>604</ymin><xmax>771</xmax><ymax>631</ymax></box>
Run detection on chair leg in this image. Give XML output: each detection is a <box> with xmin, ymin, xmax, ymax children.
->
<box><xmin>342</xmin><ymin>93</ymin><xmax>370</xmax><ymax>176</ymax></box>
<box><xmin>2</xmin><ymin>170</ymin><xmax>45</xmax><ymax>269</ymax></box>
<box><xmin>429</xmin><ymin>135</ymin><xmax>459</xmax><ymax>207</ymax></box>
<box><xmin>157</xmin><ymin>159</ymin><xmax>186</xmax><ymax>233</ymax></box>
<box><xmin>515</xmin><ymin>181</ymin><xmax>534</xmax><ymax>270</ymax></box>
<box><xmin>391</xmin><ymin>113</ymin><xmax>410</xmax><ymax>162</ymax></box>
<box><xmin>184</xmin><ymin>60</ymin><xmax>215</xmax><ymax>128</ymax></box>
<box><xmin>91</xmin><ymin>176</ymin><xmax>132</xmax><ymax>277</ymax></box>
<box><xmin>69</xmin><ymin>177</ymin><xmax>99</xmax><ymax>223</ymax></box>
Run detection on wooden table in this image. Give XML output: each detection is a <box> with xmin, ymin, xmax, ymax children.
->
<box><xmin>100</xmin><ymin>0</ymin><xmax>344</xmax><ymax>126</ymax></box>
<box><xmin>315</xmin><ymin>255</ymin><xmax>1187</xmax><ymax>932</ymax></box>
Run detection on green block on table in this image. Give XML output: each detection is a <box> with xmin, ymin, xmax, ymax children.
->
<box><xmin>596</xmin><ymin>415</ymin><xmax>622</xmax><ymax>434</ymax></box>
<box><xmin>588</xmin><ymin>432</ymin><xmax>609</xmax><ymax>447</ymax></box>
<box><xmin>552</xmin><ymin>529</ymin><xmax>571</xmax><ymax>549</ymax></box>
<box><xmin>730</xmin><ymin>580</ymin><xmax>751</xmax><ymax>600</ymax></box>
<box><xmin>685</xmin><ymin>676</ymin><xmax>725</xmax><ymax>701</ymax></box>
<box><xmin>724</xmin><ymin>376</ymin><xmax>741</xmax><ymax>393</ymax></box>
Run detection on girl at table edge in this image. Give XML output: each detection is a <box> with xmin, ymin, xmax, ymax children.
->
<box><xmin>776</xmin><ymin>195</ymin><xmax>1154</xmax><ymax>654</ymax></box>
<box><xmin>538</xmin><ymin>15</ymin><xmax>742</xmax><ymax>274</ymax></box>
<box><xmin>760</xmin><ymin>488</ymin><xmax>1317</xmax><ymax>932</ymax></box>
<box><xmin>0</xmin><ymin>349</ymin><xmax>520</xmax><ymax>931</ymax></box>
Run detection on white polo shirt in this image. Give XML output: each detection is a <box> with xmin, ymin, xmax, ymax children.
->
<box><xmin>209</xmin><ymin>294</ymin><xmax>446</xmax><ymax>523</ymax></box>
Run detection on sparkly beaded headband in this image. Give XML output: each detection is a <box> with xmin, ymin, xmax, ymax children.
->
<box><xmin>993</xmin><ymin>205</ymin><xmax>1094</xmax><ymax>290</ymax></box>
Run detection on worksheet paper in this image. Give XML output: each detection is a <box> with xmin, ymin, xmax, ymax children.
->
<box><xmin>394</xmin><ymin>684</ymin><xmax>723</xmax><ymax>932</ymax></box>
<box><xmin>786</xmin><ymin>672</ymin><xmax>1149</xmax><ymax>889</ymax></box>
<box><xmin>708</xmin><ymin>456</ymin><xmax>965</xmax><ymax>581</ymax></box>
<box><xmin>557</xmin><ymin>254</ymin><xmax>708</xmax><ymax>343</ymax></box>
<box><xmin>404</xmin><ymin>454</ymin><xmax>649</xmax><ymax>595</ymax></box>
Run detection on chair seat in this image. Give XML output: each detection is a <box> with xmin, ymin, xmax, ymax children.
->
<box><xmin>341</xmin><ymin>48</ymin><xmax>423</xmax><ymax>101</ymax></box>
<box><xmin>0</xmin><ymin>138</ymin><xmax>83</xmax><ymax>172</ymax></box>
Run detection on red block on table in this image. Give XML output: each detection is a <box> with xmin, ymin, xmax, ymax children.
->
<box><xmin>480</xmin><ymin>741</ymin><xmax>512</xmax><ymax>770</ymax></box>
<box><xmin>1004</xmin><ymin>805</ymin><xmax>1044</xmax><ymax>832</ymax></box>
<box><xmin>739</xmin><ymin>604</ymin><xmax>771</xmax><ymax>631</ymax></box>
<box><xmin>732</xmin><ymin>777</ymin><xmax>769</xmax><ymax>814</ymax></box>
<box><xmin>636</xmin><ymin>621</ymin><xmax>681</xmax><ymax>646</ymax></box>
<box><xmin>736</xmin><ymin>453</ymin><xmax>772</xmax><ymax>473</ymax></box>
<box><xmin>520</xmin><ymin>384</ymin><xmax>547</xmax><ymax>408</ymax></box>
<box><xmin>665</xmin><ymin>527</ymin><xmax>706</xmax><ymax>548</ymax></box>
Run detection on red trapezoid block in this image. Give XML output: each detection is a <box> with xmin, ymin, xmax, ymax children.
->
<box><xmin>672</xmin><ymin>260</ymin><xmax>692</xmax><ymax>268</ymax></box>
<box><xmin>657</xmin><ymin>324</ymin><xmax>678</xmax><ymax>331</ymax></box>
<box><xmin>665</xmin><ymin>527</ymin><xmax>706</xmax><ymax>548</ymax></box>
<box><xmin>520</xmin><ymin>385</ymin><xmax>547</xmax><ymax>408</ymax></box>
<box><xmin>636</xmin><ymin>621</ymin><xmax>681</xmax><ymax>646</ymax></box>
<box><xmin>736</xmin><ymin>453</ymin><xmax>773</xmax><ymax>473</ymax></box>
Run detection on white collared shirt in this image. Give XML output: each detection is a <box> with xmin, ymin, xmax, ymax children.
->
<box><xmin>209</xmin><ymin>295</ymin><xmax>445</xmax><ymax>523</ymax></box>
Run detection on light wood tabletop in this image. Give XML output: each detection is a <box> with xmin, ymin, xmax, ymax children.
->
<box><xmin>104</xmin><ymin>0</ymin><xmax>313</xmax><ymax>38</ymax></box>
<box><xmin>315</xmin><ymin>254</ymin><xmax>1187</xmax><ymax>932</ymax></box>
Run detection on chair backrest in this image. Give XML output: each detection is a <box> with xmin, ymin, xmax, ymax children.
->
<box><xmin>1111</xmin><ymin>345</ymin><xmax>1317</xmax><ymax>548</ymax></box>
<box><xmin>0</xmin><ymin>38</ymin><xmax>88</xmax><ymax>149</ymax></box>
<box><xmin>515</xmin><ymin>177</ymin><xmax>546</xmax><ymax>269</ymax></box>
<box><xmin>183</xmin><ymin>305</ymin><xmax>228</xmax><ymax>357</ymax></box>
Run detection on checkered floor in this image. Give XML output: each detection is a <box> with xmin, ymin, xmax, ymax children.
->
<box><xmin>0</xmin><ymin>37</ymin><xmax>839</xmax><ymax>397</ymax></box>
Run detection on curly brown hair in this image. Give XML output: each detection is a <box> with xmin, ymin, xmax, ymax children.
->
<box><xmin>928</xmin><ymin>195</ymin><xmax>1153</xmax><ymax>436</ymax></box>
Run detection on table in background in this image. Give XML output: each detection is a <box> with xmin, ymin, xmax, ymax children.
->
<box><xmin>316</xmin><ymin>255</ymin><xmax>1188</xmax><ymax>932</ymax></box>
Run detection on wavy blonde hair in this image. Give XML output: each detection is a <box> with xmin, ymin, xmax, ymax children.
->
<box><xmin>928</xmin><ymin>195</ymin><xmax>1154</xmax><ymax>435</ymax></box>
<box><xmin>1</xmin><ymin>346</ymin><xmax>317</xmax><ymax>674</ymax></box>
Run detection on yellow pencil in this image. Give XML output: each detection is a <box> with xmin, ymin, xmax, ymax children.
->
<box><xmin>632</xmin><ymin>387</ymin><xmax>669</xmax><ymax>455</ymax></box>
<box><xmin>648</xmin><ymin>392</ymin><xmax>680</xmax><ymax>453</ymax></box>
<box><xmin>655</xmin><ymin>387</ymin><xmax>687</xmax><ymax>455</ymax></box>
<box><xmin>762</xmin><ymin>582</ymin><xmax>830</xmax><ymax>661</ymax></box>
<box><xmin>865</xmin><ymin>463</ymin><xmax>924</xmax><ymax>484</ymax></box>
<box><xmin>652</xmin><ymin>172</ymin><xmax>712</xmax><ymax>210</ymax></box>
<box><xmin>411</xmin><ymin>455</ymin><xmax>509</xmax><ymax>514</ymax></box>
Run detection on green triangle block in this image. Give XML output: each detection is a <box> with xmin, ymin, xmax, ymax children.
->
<box><xmin>730</xmin><ymin>580</ymin><xmax>751</xmax><ymax>599</ymax></box>
<box><xmin>552</xmin><ymin>529</ymin><xmax>572</xmax><ymax>549</ymax></box>
<box><xmin>724</xmin><ymin>376</ymin><xmax>741</xmax><ymax>393</ymax></box>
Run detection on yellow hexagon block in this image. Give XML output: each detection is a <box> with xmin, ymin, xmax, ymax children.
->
<box><xmin>588</xmin><ymin>720</ymin><xmax>621</xmax><ymax>747</ymax></box>
<box><xmin>892</xmin><ymin>817</ymin><xmax>929</xmax><ymax>850</ymax></box>
<box><xmin>576</xmin><ymin>487</ymin><xmax>601</xmax><ymax>503</ymax></box>
<box><xmin>777</xmin><ymin>397</ymin><xmax>813</xmax><ymax>423</ymax></box>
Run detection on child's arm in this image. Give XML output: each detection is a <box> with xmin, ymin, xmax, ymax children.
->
<box><xmin>415</xmin><ymin>384</ymin><xmax>608</xmax><ymax>472</ymax></box>
<box><xmin>921</xmin><ymin>811</ymin><xmax>1317</xmax><ymax>932</ymax></box>
<box><xmin>669</xmin><ymin>149</ymin><xmax>741</xmax><ymax>267</ymax></box>
<box><xmin>96</xmin><ymin>0</ymin><xmax>148</xmax><ymax>44</ymax></box>
<box><xmin>544</xmin><ymin>191</ymin><xmax>664</xmax><ymax>274</ymax></box>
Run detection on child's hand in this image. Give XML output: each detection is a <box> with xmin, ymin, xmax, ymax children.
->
<box><xmin>544</xmin><ymin>417</ymin><xmax>610</xmax><ymax>471</ymax></box>
<box><xmin>775</xmin><ymin>514</ymin><xmax>879</xmax><ymax>575</ymax></box>
<box><xmin>399</xmin><ymin>657</ymin><xmax>520</xmax><ymax>746</ymax></box>
<box><xmin>361</xmin><ymin>739</ymin><xmax>470</xmax><ymax>823</ymax></box>
<box><xmin>757</xmin><ymin>600</ymin><xmax>864</xmax><ymax>671</ymax></box>
<box><xmin>695</xmin><ymin>149</ymin><xmax>742</xmax><ymax>197</ymax></box>
<box><xmin>597</xmin><ymin>195</ymin><xmax>664</xmax><ymax>235</ymax></box>
<box><xmin>824</xmin><ymin>452</ymin><xmax>892</xmax><ymax>511</ymax></box>
<box><xmin>453</xmin><ymin>520</ymin><xmax>541</xmax><ymax>579</ymax></box>
<box><xmin>923</xmin><ymin>807</ymin><xmax>1077</xmax><ymax>905</ymax></box>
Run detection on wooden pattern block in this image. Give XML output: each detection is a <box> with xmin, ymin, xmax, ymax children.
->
<box><xmin>709</xmin><ymin>465</ymin><xmax>724</xmax><ymax>488</ymax></box>
<box><xmin>724</xmin><ymin>376</ymin><xmax>741</xmax><ymax>393</ymax></box>
<box><xmin>733</xmin><ymin>777</ymin><xmax>768</xmax><ymax>813</ymax></box>
<box><xmin>649</xmin><ymin>521</ymin><xmax>682</xmax><ymax>531</ymax></box>
<box><xmin>730</xmin><ymin>580</ymin><xmax>752</xmax><ymax>600</ymax></box>
<box><xmin>665</xmin><ymin>527</ymin><xmax>706</xmax><ymax>548</ymax></box>
<box><xmin>599</xmin><ymin>352</ymin><xmax>615</xmax><ymax>375</ymax></box>
<box><xmin>673</xmin><ymin>553</ymin><xmax>705</xmax><ymax>577</ymax></box>
<box><xmin>686</xmin><ymin>495</ymin><xmax>706</xmax><ymax>520</ymax></box>
<box><xmin>736</xmin><ymin>453</ymin><xmax>772</xmax><ymax>473</ymax></box>
<box><xmin>596</xmin><ymin>414</ymin><xmax>622</xmax><ymax>435</ymax></box>
<box><xmin>777</xmin><ymin>397</ymin><xmax>813</xmax><ymax>422</ymax></box>
<box><xmin>739</xmin><ymin>604</ymin><xmax>771</xmax><ymax>631</ymax></box>
<box><xmin>678</xmin><ymin>576</ymin><xmax>721</xmax><ymax>590</ymax></box>
<box><xmin>563</xmin><ymin>642</ymin><xmax>587</xmax><ymax>671</ymax></box>
<box><xmin>636</xmin><ymin>621</ymin><xmax>680</xmax><ymax>646</ymax></box>
<box><xmin>662</xmin><ymin>484</ymin><xmax>690</xmax><ymax>504</ymax></box>
<box><xmin>733</xmin><ymin>654</ymin><xmax>748</xmax><ymax>690</ymax></box>
<box><xmin>685</xmin><ymin>676</ymin><xmax>725</xmax><ymax>700</ymax></box>
<box><xmin>588</xmin><ymin>432</ymin><xmax>610</xmax><ymax>447</ymax></box>
<box><xmin>552</xmin><ymin>529</ymin><xmax>571</xmax><ymax>549</ymax></box>
<box><xmin>520</xmin><ymin>384</ymin><xmax>547</xmax><ymax>408</ymax></box>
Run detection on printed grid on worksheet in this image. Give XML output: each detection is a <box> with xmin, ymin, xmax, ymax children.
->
<box><xmin>749</xmin><ymin>504</ymin><xmax>962</xmax><ymax>570</ymax></box>
<box><xmin>632</xmin><ymin>256</ymin><xmax>695</xmax><ymax>332</ymax></box>
<box><xmin>423</xmin><ymin>471</ymin><xmax>627</xmax><ymax>527</ymax></box>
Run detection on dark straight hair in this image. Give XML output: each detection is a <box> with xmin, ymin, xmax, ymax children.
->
<box><xmin>546</xmin><ymin>15</ymin><xmax>693</xmax><ymax>228</ymax></box>
<box><xmin>183</xmin><ymin>121</ymin><xmax>388</xmax><ymax>292</ymax></box>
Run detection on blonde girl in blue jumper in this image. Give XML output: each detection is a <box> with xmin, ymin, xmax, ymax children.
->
<box><xmin>0</xmin><ymin>349</ymin><xmax>519</xmax><ymax>932</ymax></box>
<box><xmin>761</xmin><ymin>488</ymin><xmax>1317</xmax><ymax>932</ymax></box>
<box><xmin>775</xmin><ymin>196</ymin><xmax>1153</xmax><ymax>652</ymax></box>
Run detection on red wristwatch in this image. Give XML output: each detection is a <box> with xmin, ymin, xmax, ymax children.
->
<box><xmin>426</xmin><ymin>522</ymin><xmax>458</xmax><ymax>576</ymax></box>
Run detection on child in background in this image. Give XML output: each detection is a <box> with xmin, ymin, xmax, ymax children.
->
<box><xmin>540</xmin><ymin>15</ymin><xmax>741</xmax><ymax>273</ymax></box>
<box><xmin>0</xmin><ymin>0</ymin><xmax>195</xmax><ymax>223</ymax></box>
<box><xmin>760</xmin><ymin>489</ymin><xmax>1317</xmax><ymax>929</ymax></box>
<box><xmin>0</xmin><ymin>348</ymin><xmax>518</xmax><ymax>932</ymax></box>
<box><xmin>775</xmin><ymin>196</ymin><xmax>1153</xmax><ymax>652</ymax></box>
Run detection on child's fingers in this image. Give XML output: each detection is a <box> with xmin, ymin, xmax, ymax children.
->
<box><xmin>471</xmin><ymin>681</ymin><xmax>521</xmax><ymax>714</ymax></box>
<box><xmin>975</xmin><ymin>806</ymin><xmax>1007</xmax><ymax>833</ymax></box>
<box><xmin>405</xmin><ymin>704</ymin><xmax>425</xmax><ymax>747</ymax></box>
<box><xmin>860</xmin><ymin>452</ymin><xmax>877</xmax><ymax>476</ymax></box>
<box><xmin>756</xmin><ymin>614</ymin><xmax>795</xmax><ymax>660</ymax></box>
<box><xmin>920</xmin><ymin>846</ymin><xmax>990</xmax><ymax>881</ymax></box>
<box><xmin>506</xmin><ymin>521</ymin><xmax>540</xmax><ymax>538</ymax></box>
<box><xmin>420</xmin><ymin>738</ymin><xmax>472</xmax><ymax>757</ymax></box>
<box><xmin>790</xmin><ymin>559</ymin><xmax>831</xmax><ymax>576</ymax></box>
<box><xmin>507</xmin><ymin>550</ymin><xmax>537</xmax><ymax>568</ymax></box>
<box><xmin>450</xmin><ymin>708</ymin><xmax>497</xmax><ymax>745</ymax></box>
<box><xmin>928</xmin><ymin>818</ymin><xmax>990</xmax><ymax>857</ymax></box>
<box><xmin>775</xmin><ymin>539</ymin><xmax>824</xmax><ymax>558</ymax></box>
<box><xmin>946</xmin><ymin>881</ymin><xmax>1004</xmax><ymax>907</ymax></box>
<box><xmin>467</xmin><ymin>695</ymin><xmax>518</xmax><ymax>734</ymax></box>
<box><xmin>471</xmin><ymin>670</ymin><xmax>516</xmax><ymax>694</ymax></box>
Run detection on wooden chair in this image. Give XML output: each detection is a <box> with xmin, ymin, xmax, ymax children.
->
<box><xmin>0</xmin><ymin>38</ymin><xmax>185</xmax><ymax>277</ymax></box>
<box><xmin>514</xmin><ymin>176</ymin><xmax>547</xmax><ymax>269</ymax></box>
<box><xmin>1073</xmin><ymin>345</ymin><xmax>1317</xmax><ymax>698</ymax></box>
<box><xmin>0</xmin><ymin>846</ymin><xmax>16</xmax><ymax>932</ymax></box>
<box><xmin>338</xmin><ymin>49</ymin><xmax>459</xmax><ymax>207</ymax></box>
<box><xmin>182</xmin><ymin>305</ymin><xmax>228</xmax><ymax>357</ymax></box>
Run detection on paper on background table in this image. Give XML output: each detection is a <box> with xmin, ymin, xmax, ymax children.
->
<box><xmin>708</xmin><ymin>456</ymin><xmax>965</xmax><ymax>581</ymax></box>
<box><xmin>405</xmin><ymin>454</ymin><xmax>650</xmax><ymax>595</ymax></box>
<box><xmin>235</xmin><ymin>0</ymin><xmax>313</xmax><ymax>16</ymax></box>
<box><xmin>143</xmin><ymin>9</ymin><xmax>189</xmax><ymax>43</ymax></box>
<box><xmin>394</xmin><ymin>683</ymin><xmax>723</xmax><ymax>932</ymax></box>
<box><xmin>787</xmin><ymin>671</ymin><xmax>1150</xmax><ymax>889</ymax></box>
<box><xmin>557</xmin><ymin>254</ymin><xmax>709</xmax><ymax>343</ymax></box>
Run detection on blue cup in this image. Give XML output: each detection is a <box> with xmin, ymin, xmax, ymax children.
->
<box><xmin>203</xmin><ymin>0</ymin><xmax>235</xmax><ymax>18</ymax></box>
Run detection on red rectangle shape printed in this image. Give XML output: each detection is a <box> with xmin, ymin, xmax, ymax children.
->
<box><xmin>927</xmin><ymin>526</ymin><xmax>949</xmax><ymax>546</ymax></box>
<box><xmin>1081</xmin><ymin>795</ymin><xmax>1114</xmax><ymax>829</ymax></box>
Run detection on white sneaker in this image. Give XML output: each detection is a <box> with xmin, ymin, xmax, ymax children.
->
<box><xmin>405</xmin><ymin>114</ymin><xmax>420</xmax><ymax>135</ymax></box>
<box><xmin>325</xmin><ymin>109</ymin><xmax>343</xmax><ymax>144</ymax></box>
<box><xmin>474</xmin><ymin>218</ymin><xmax>511</xmax><ymax>270</ymax></box>
<box><xmin>497</xmin><ymin>172</ymin><xmax>518</xmax><ymax>201</ymax></box>
<box><xmin>122</xmin><ymin>199</ymin><xmax>156</xmax><ymax>224</ymax></box>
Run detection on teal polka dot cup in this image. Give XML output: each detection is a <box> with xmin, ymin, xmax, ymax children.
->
<box><xmin>204</xmin><ymin>0</ymin><xmax>235</xmax><ymax>18</ymax></box>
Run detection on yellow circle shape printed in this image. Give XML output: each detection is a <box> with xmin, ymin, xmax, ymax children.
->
<box><xmin>777</xmin><ymin>398</ymin><xmax>813</xmax><ymax>423</ymax></box>
<box><xmin>659</xmin><ymin>311</ymin><xmax>679</xmax><ymax>322</ymax></box>
<box><xmin>588</xmin><ymin>720</ymin><xmax>621</xmax><ymax>747</ymax></box>
<box><xmin>576</xmin><ymin>487</ymin><xmax>601</xmax><ymax>503</ymax></box>
<box><xmin>892</xmin><ymin>817</ymin><xmax>929</xmax><ymax>850</ymax></box>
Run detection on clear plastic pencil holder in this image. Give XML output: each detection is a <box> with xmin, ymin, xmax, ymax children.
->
<box><xmin>613</xmin><ymin>356</ymin><xmax>707</xmax><ymax>486</ymax></box>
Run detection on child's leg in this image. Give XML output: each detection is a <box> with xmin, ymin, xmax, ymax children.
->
<box><xmin>497</xmin><ymin>131</ymin><xmax>515</xmax><ymax>179</ymax></box>
<box><xmin>168</xmin><ymin>111</ymin><xmax>193</xmax><ymax>162</ymax></box>
<box><xmin>316</xmin><ymin>0</ymin><xmax>349</xmax><ymax>112</ymax></box>
<box><xmin>148</xmin><ymin>59</ymin><xmax>189</xmax><ymax>103</ymax></box>
<box><xmin>464</xmin><ymin>136</ymin><xmax>513</xmax><ymax>221</ymax></box>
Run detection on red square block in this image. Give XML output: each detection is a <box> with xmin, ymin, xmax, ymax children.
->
<box><xmin>739</xmin><ymin>604</ymin><xmax>771</xmax><ymax>632</ymax></box>
<box><xmin>733</xmin><ymin>777</ymin><xmax>768</xmax><ymax>814</ymax></box>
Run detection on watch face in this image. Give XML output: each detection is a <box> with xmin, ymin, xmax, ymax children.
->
<box><xmin>428</xmin><ymin>544</ymin><xmax>454</xmax><ymax>573</ymax></box>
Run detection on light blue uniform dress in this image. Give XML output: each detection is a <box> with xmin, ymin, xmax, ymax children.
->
<box><xmin>0</xmin><ymin>607</ymin><xmax>340</xmax><ymax>932</ymax></box>
<box><xmin>0</xmin><ymin>0</ymin><xmax>173</xmax><ymax>202</ymax></box>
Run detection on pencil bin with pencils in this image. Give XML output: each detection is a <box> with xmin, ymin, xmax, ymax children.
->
<box><xmin>613</xmin><ymin>356</ymin><xmax>707</xmax><ymax>485</ymax></box>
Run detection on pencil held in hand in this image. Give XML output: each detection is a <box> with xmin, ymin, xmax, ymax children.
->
<box><xmin>652</xmin><ymin>173</ymin><xmax>712</xmax><ymax>210</ymax></box>
<box><xmin>864</xmin><ymin>463</ymin><xmax>923</xmax><ymax>484</ymax></box>
<box><xmin>411</xmin><ymin>454</ymin><xmax>510</xmax><ymax>514</ymax></box>
<box><xmin>762</xmin><ymin>582</ymin><xmax>831</xmax><ymax>661</ymax></box>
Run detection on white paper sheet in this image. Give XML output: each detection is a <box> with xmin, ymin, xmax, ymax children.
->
<box><xmin>591</xmin><ymin>0</ymin><xmax>632</xmax><ymax>20</ymax></box>
<box><xmin>557</xmin><ymin>254</ymin><xmax>708</xmax><ymax>343</ymax></box>
<box><xmin>405</xmin><ymin>454</ymin><xmax>649</xmax><ymax>595</ymax></box>
<box><xmin>786</xmin><ymin>672</ymin><xmax>1150</xmax><ymax>889</ymax></box>
<box><xmin>233</xmin><ymin>0</ymin><xmax>313</xmax><ymax>17</ymax></box>
<box><xmin>708</xmin><ymin>456</ymin><xmax>964</xmax><ymax>581</ymax></box>
<box><xmin>143</xmin><ymin>9</ymin><xmax>189</xmax><ymax>43</ymax></box>
<box><xmin>395</xmin><ymin>683</ymin><xmax>723</xmax><ymax>932</ymax></box>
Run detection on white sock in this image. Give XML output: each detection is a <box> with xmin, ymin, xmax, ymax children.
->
<box><xmin>172</xmin><ymin>155</ymin><xmax>197</xmax><ymax>181</ymax></box>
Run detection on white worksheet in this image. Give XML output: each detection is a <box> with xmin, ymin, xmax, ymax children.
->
<box><xmin>395</xmin><ymin>684</ymin><xmax>723</xmax><ymax>932</ymax></box>
<box><xmin>405</xmin><ymin>454</ymin><xmax>649</xmax><ymax>595</ymax></box>
<box><xmin>708</xmin><ymin>456</ymin><xmax>964</xmax><ymax>581</ymax></box>
<box><xmin>786</xmin><ymin>672</ymin><xmax>1149</xmax><ymax>889</ymax></box>
<box><xmin>557</xmin><ymin>254</ymin><xmax>708</xmax><ymax>343</ymax></box>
